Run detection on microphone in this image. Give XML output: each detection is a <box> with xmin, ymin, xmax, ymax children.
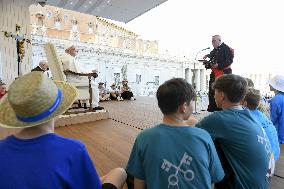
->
<box><xmin>202</xmin><ymin>47</ymin><xmax>210</xmax><ymax>51</ymax></box>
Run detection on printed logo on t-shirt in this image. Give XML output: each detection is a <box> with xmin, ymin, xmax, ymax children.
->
<box><xmin>161</xmin><ymin>152</ymin><xmax>195</xmax><ymax>188</ymax></box>
<box><xmin>257</xmin><ymin>128</ymin><xmax>275</xmax><ymax>178</ymax></box>
<box><xmin>266</xmin><ymin>154</ymin><xmax>275</xmax><ymax>178</ymax></box>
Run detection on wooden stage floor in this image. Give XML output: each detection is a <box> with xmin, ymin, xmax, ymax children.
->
<box><xmin>1</xmin><ymin>96</ymin><xmax>283</xmax><ymax>188</ymax></box>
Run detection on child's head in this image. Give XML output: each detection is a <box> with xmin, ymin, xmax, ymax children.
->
<box><xmin>242</xmin><ymin>88</ymin><xmax>261</xmax><ymax>110</ymax></box>
<box><xmin>156</xmin><ymin>78</ymin><xmax>196</xmax><ymax>119</ymax></box>
<box><xmin>110</xmin><ymin>83</ymin><xmax>116</xmax><ymax>89</ymax></box>
<box><xmin>98</xmin><ymin>82</ymin><xmax>104</xmax><ymax>88</ymax></box>
<box><xmin>212</xmin><ymin>74</ymin><xmax>247</xmax><ymax>107</ymax></box>
<box><xmin>122</xmin><ymin>80</ymin><xmax>128</xmax><ymax>85</ymax></box>
<box><xmin>0</xmin><ymin>72</ymin><xmax>77</xmax><ymax>128</ymax></box>
<box><xmin>268</xmin><ymin>75</ymin><xmax>284</xmax><ymax>94</ymax></box>
<box><xmin>0</xmin><ymin>82</ymin><xmax>6</xmax><ymax>94</ymax></box>
<box><xmin>245</xmin><ymin>78</ymin><xmax>254</xmax><ymax>88</ymax></box>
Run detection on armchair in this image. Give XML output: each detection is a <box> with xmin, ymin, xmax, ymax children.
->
<box><xmin>44</xmin><ymin>43</ymin><xmax>97</xmax><ymax>112</ymax></box>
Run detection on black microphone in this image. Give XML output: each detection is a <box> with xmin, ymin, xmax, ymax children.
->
<box><xmin>202</xmin><ymin>47</ymin><xmax>210</xmax><ymax>51</ymax></box>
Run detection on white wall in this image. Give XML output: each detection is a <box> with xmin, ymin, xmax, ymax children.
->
<box><xmin>0</xmin><ymin>0</ymin><xmax>33</xmax><ymax>85</ymax></box>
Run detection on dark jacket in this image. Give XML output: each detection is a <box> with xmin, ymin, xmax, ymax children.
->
<box><xmin>31</xmin><ymin>66</ymin><xmax>45</xmax><ymax>72</ymax></box>
<box><xmin>208</xmin><ymin>42</ymin><xmax>234</xmax><ymax>70</ymax></box>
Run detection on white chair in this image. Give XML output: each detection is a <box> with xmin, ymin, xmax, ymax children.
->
<box><xmin>44</xmin><ymin>43</ymin><xmax>96</xmax><ymax>112</ymax></box>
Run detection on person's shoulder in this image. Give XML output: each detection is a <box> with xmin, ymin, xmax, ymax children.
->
<box><xmin>270</xmin><ymin>95</ymin><xmax>281</xmax><ymax>106</ymax></box>
<box><xmin>61</xmin><ymin>53</ymin><xmax>71</xmax><ymax>61</ymax></box>
<box><xmin>190</xmin><ymin>127</ymin><xmax>212</xmax><ymax>138</ymax></box>
<box><xmin>136</xmin><ymin>124</ymin><xmax>175</xmax><ymax>141</ymax></box>
<box><xmin>202</xmin><ymin>112</ymin><xmax>223</xmax><ymax>122</ymax></box>
<box><xmin>51</xmin><ymin>134</ymin><xmax>86</xmax><ymax>151</ymax></box>
<box><xmin>274</xmin><ymin>93</ymin><xmax>284</xmax><ymax>100</ymax></box>
<box><xmin>0</xmin><ymin>136</ymin><xmax>11</xmax><ymax>146</ymax></box>
<box><xmin>137</xmin><ymin>126</ymin><xmax>159</xmax><ymax>138</ymax></box>
<box><xmin>221</xmin><ymin>42</ymin><xmax>229</xmax><ymax>47</ymax></box>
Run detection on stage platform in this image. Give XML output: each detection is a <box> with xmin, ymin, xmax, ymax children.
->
<box><xmin>55</xmin><ymin>110</ymin><xmax>109</xmax><ymax>127</ymax></box>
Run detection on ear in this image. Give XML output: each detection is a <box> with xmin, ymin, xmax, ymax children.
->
<box><xmin>240</xmin><ymin>99</ymin><xmax>247</xmax><ymax>107</ymax></box>
<box><xmin>220</xmin><ymin>91</ymin><xmax>225</xmax><ymax>101</ymax></box>
<box><xmin>178</xmin><ymin>102</ymin><xmax>187</xmax><ymax>114</ymax></box>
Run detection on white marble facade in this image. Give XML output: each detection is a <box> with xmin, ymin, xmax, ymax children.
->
<box><xmin>32</xmin><ymin>35</ymin><xmax>207</xmax><ymax>96</ymax></box>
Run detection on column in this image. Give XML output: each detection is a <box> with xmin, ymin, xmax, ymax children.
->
<box><xmin>195</xmin><ymin>69</ymin><xmax>201</xmax><ymax>91</ymax></box>
<box><xmin>200</xmin><ymin>69</ymin><xmax>206</xmax><ymax>91</ymax></box>
<box><xmin>185</xmin><ymin>68</ymin><xmax>192</xmax><ymax>84</ymax></box>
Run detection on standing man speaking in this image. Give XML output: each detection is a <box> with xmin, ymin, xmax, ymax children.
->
<box><xmin>203</xmin><ymin>35</ymin><xmax>234</xmax><ymax>112</ymax></box>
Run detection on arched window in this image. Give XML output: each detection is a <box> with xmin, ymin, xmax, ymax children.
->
<box><xmin>88</xmin><ymin>22</ymin><xmax>94</xmax><ymax>34</ymax></box>
<box><xmin>71</xmin><ymin>18</ymin><xmax>78</xmax><ymax>32</ymax></box>
<box><xmin>54</xmin><ymin>17</ymin><xmax>61</xmax><ymax>29</ymax></box>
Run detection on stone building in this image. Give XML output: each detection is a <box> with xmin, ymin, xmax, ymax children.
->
<box><xmin>30</xmin><ymin>5</ymin><xmax>207</xmax><ymax>95</ymax></box>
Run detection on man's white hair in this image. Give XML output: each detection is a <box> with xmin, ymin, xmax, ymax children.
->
<box><xmin>212</xmin><ymin>35</ymin><xmax>222</xmax><ymax>42</ymax></box>
<box><xmin>65</xmin><ymin>43</ymin><xmax>76</xmax><ymax>50</ymax></box>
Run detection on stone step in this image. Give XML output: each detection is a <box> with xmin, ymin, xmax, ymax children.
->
<box><xmin>55</xmin><ymin>110</ymin><xmax>109</xmax><ymax>127</ymax></box>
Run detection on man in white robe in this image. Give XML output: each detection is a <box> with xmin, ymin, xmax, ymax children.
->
<box><xmin>61</xmin><ymin>45</ymin><xmax>103</xmax><ymax>110</ymax></box>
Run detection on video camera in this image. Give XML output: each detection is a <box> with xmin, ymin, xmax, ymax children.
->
<box><xmin>199</xmin><ymin>60</ymin><xmax>216</xmax><ymax>70</ymax></box>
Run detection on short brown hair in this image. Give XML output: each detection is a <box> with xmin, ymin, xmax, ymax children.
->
<box><xmin>244</xmin><ymin>88</ymin><xmax>261</xmax><ymax>110</ymax></box>
<box><xmin>212</xmin><ymin>74</ymin><xmax>247</xmax><ymax>103</ymax></box>
<box><xmin>245</xmin><ymin>78</ymin><xmax>254</xmax><ymax>88</ymax></box>
<box><xmin>157</xmin><ymin>78</ymin><xmax>196</xmax><ymax>115</ymax></box>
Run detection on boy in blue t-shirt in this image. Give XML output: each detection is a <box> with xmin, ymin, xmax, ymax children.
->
<box><xmin>126</xmin><ymin>78</ymin><xmax>224</xmax><ymax>189</ymax></box>
<box><xmin>268</xmin><ymin>75</ymin><xmax>284</xmax><ymax>144</ymax></box>
<box><xmin>0</xmin><ymin>72</ymin><xmax>126</xmax><ymax>189</ymax></box>
<box><xmin>242</xmin><ymin>88</ymin><xmax>280</xmax><ymax>161</ymax></box>
<box><xmin>196</xmin><ymin>74</ymin><xmax>275</xmax><ymax>189</ymax></box>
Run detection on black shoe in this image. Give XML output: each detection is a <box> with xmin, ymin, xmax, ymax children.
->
<box><xmin>78</xmin><ymin>100</ymin><xmax>82</xmax><ymax>108</ymax></box>
<box><xmin>83</xmin><ymin>103</ymin><xmax>87</xmax><ymax>109</ymax></box>
<box><xmin>93</xmin><ymin>106</ymin><xmax>104</xmax><ymax>110</ymax></box>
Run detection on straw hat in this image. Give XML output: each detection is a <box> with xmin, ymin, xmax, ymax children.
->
<box><xmin>268</xmin><ymin>75</ymin><xmax>284</xmax><ymax>93</ymax></box>
<box><xmin>0</xmin><ymin>72</ymin><xmax>78</xmax><ymax>128</ymax></box>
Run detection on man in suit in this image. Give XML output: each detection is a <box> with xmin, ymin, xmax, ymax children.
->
<box><xmin>203</xmin><ymin>35</ymin><xmax>234</xmax><ymax>112</ymax></box>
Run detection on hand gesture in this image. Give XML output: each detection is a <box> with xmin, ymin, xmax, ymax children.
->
<box><xmin>203</xmin><ymin>54</ymin><xmax>208</xmax><ymax>60</ymax></box>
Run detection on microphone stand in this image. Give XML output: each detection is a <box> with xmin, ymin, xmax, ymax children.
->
<box><xmin>192</xmin><ymin>50</ymin><xmax>202</xmax><ymax>115</ymax></box>
<box><xmin>192</xmin><ymin>47</ymin><xmax>210</xmax><ymax>114</ymax></box>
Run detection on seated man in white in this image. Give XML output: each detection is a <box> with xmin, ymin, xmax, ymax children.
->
<box><xmin>61</xmin><ymin>45</ymin><xmax>104</xmax><ymax>110</ymax></box>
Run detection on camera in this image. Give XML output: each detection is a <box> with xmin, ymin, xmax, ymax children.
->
<box><xmin>202</xmin><ymin>60</ymin><xmax>216</xmax><ymax>69</ymax></box>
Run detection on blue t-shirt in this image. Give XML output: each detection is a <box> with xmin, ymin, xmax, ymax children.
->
<box><xmin>126</xmin><ymin>124</ymin><xmax>224</xmax><ymax>189</ymax></box>
<box><xmin>196</xmin><ymin>108</ymin><xmax>274</xmax><ymax>189</ymax></box>
<box><xmin>250</xmin><ymin>109</ymin><xmax>280</xmax><ymax>161</ymax></box>
<box><xmin>0</xmin><ymin>133</ymin><xmax>101</xmax><ymax>189</ymax></box>
<box><xmin>270</xmin><ymin>92</ymin><xmax>284</xmax><ymax>143</ymax></box>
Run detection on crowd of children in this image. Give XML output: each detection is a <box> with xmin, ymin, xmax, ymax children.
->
<box><xmin>98</xmin><ymin>80</ymin><xmax>135</xmax><ymax>102</ymax></box>
<box><xmin>0</xmin><ymin>71</ymin><xmax>283</xmax><ymax>189</ymax></box>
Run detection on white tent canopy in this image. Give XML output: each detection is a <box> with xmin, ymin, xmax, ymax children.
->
<box><xmin>38</xmin><ymin>0</ymin><xmax>167</xmax><ymax>23</ymax></box>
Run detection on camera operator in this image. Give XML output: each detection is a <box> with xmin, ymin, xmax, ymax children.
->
<box><xmin>203</xmin><ymin>35</ymin><xmax>234</xmax><ymax>112</ymax></box>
